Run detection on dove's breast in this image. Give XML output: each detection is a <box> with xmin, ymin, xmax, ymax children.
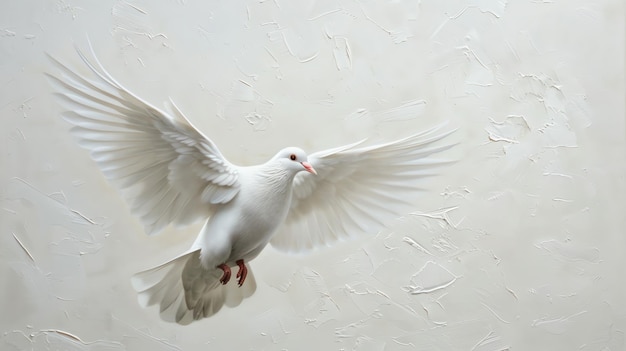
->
<box><xmin>233</xmin><ymin>169</ymin><xmax>295</xmax><ymax>245</ymax></box>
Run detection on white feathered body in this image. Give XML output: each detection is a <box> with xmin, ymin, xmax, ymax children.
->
<box><xmin>192</xmin><ymin>164</ymin><xmax>297</xmax><ymax>269</ymax></box>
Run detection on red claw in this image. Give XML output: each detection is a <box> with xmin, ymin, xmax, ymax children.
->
<box><xmin>217</xmin><ymin>263</ymin><xmax>231</xmax><ymax>285</ymax></box>
<box><xmin>236</xmin><ymin>259</ymin><xmax>247</xmax><ymax>287</ymax></box>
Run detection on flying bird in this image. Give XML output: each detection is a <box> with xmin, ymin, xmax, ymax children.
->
<box><xmin>48</xmin><ymin>47</ymin><xmax>457</xmax><ymax>325</ymax></box>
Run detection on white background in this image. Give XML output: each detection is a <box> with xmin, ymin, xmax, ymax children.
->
<box><xmin>1</xmin><ymin>0</ymin><xmax>625</xmax><ymax>350</ymax></box>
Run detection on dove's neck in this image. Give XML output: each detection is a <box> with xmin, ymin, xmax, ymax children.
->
<box><xmin>257</xmin><ymin>164</ymin><xmax>298</xmax><ymax>193</ymax></box>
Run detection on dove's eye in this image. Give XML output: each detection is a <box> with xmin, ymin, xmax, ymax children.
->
<box><xmin>289</xmin><ymin>154</ymin><xmax>297</xmax><ymax>161</ymax></box>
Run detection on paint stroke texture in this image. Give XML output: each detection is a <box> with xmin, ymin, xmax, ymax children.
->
<box><xmin>1</xmin><ymin>0</ymin><xmax>624</xmax><ymax>350</ymax></box>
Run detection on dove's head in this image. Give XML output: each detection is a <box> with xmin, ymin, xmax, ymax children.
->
<box><xmin>274</xmin><ymin>147</ymin><xmax>317</xmax><ymax>175</ymax></box>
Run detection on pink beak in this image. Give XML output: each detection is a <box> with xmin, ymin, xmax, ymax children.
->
<box><xmin>301</xmin><ymin>161</ymin><xmax>317</xmax><ymax>175</ymax></box>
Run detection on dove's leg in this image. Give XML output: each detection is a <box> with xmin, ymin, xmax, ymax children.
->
<box><xmin>217</xmin><ymin>263</ymin><xmax>231</xmax><ymax>285</ymax></box>
<box><xmin>236</xmin><ymin>259</ymin><xmax>247</xmax><ymax>287</ymax></box>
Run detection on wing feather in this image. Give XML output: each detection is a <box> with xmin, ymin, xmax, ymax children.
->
<box><xmin>48</xmin><ymin>46</ymin><xmax>240</xmax><ymax>235</ymax></box>
<box><xmin>271</xmin><ymin>123</ymin><xmax>457</xmax><ymax>253</ymax></box>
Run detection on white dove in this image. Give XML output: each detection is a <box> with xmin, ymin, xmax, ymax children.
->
<box><xmin>48</xmin><ymin>47</ymin><xmax>457</xmax><ymax>325</ymax></box>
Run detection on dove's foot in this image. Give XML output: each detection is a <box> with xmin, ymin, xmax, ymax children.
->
<box><xmin>236</xmin><ymin>259</ymin><xmax>247</xmax><ymax>287</ymax></box>
<box><xmin>217</xmin><ymin>263</ymin><xmax>231</xmax><ymax>285</ymax></box>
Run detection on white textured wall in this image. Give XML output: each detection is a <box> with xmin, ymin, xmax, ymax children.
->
<box><xmin>2</xmin><ymin>0</ymin><xmax>625</xmax><ymax>350</ymax></box>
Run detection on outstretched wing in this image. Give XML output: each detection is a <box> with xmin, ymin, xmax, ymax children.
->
<box><xmin>270</xmin><ymin>124</ymin><xmax>457</xmax><ymax>253</ymax></box>
<box><xmin>48</xmin><ymin>47</ymin><xmax>240</xmax><ymax>235</ymax></box>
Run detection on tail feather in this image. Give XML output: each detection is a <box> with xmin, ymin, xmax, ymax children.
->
<box><xmin>131</xmin><ymin>250</ymin><xmax>256</xmax><ymax>325</ymax></box>
<box><xmin>131</xmin><ymin>252</ymin><xmax>189</xmax><ymax>308</ymax></box>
